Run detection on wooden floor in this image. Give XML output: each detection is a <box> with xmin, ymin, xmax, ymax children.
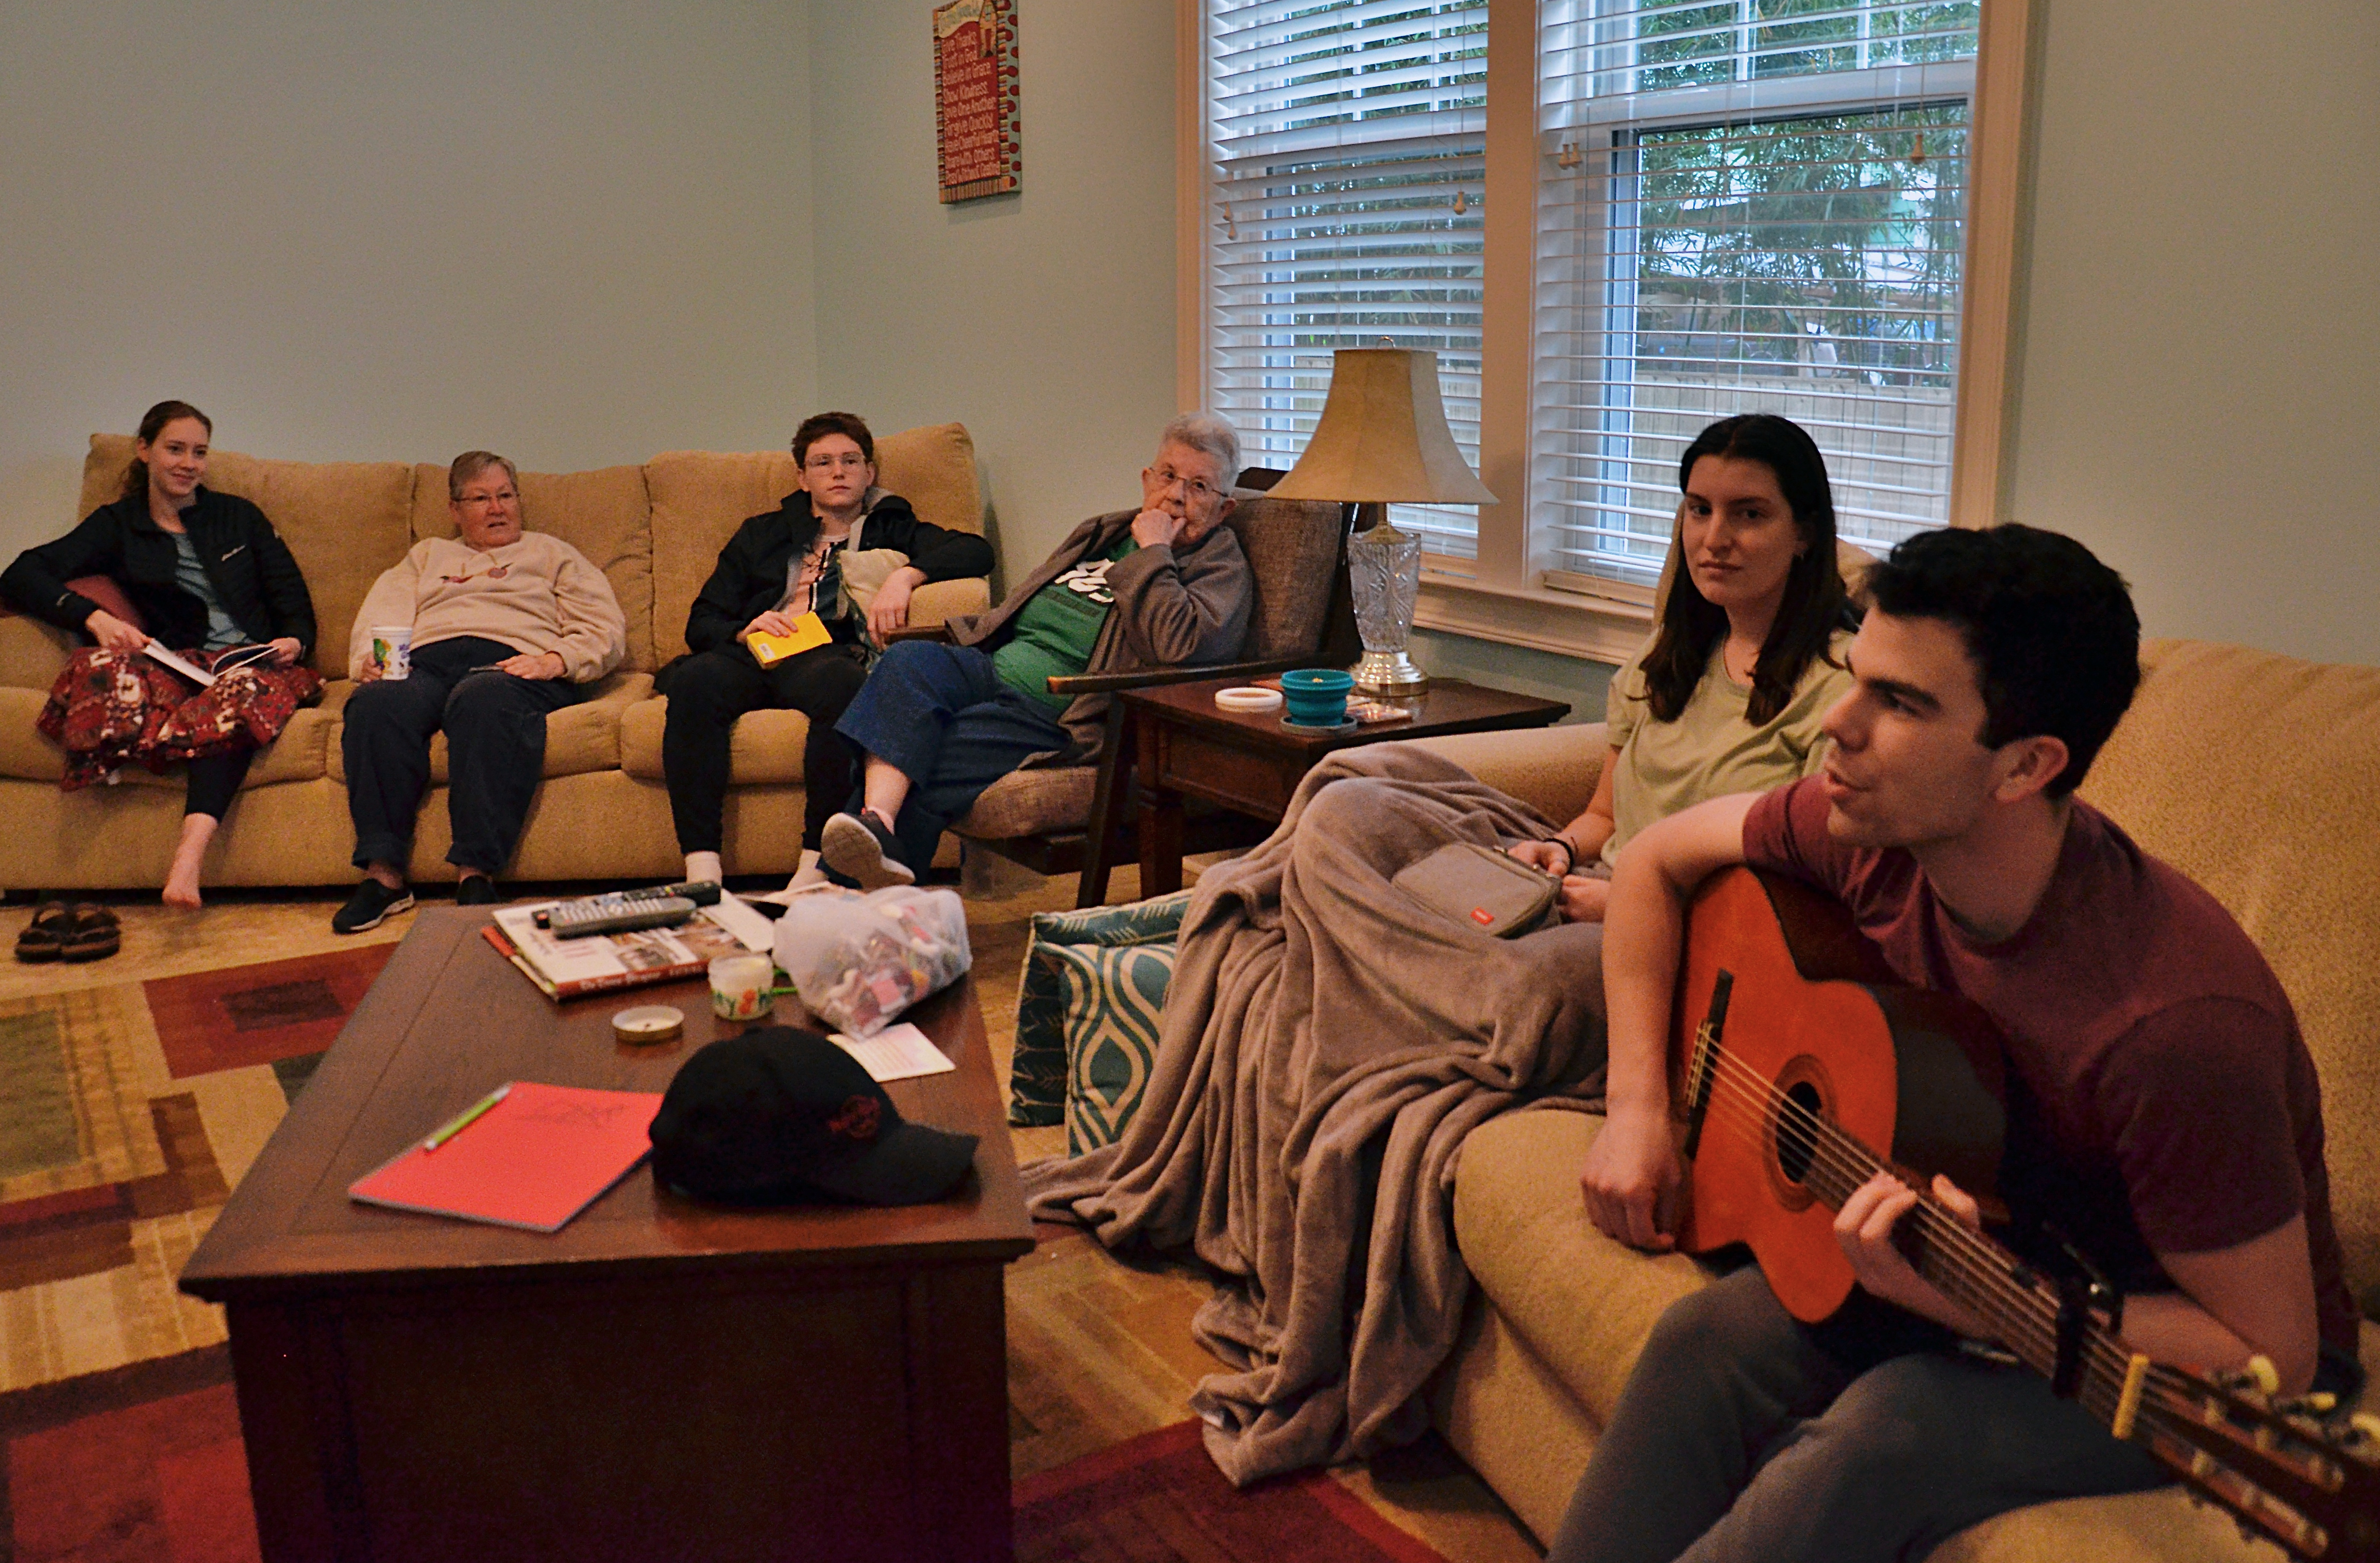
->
<box><xmin>3</xmin><ymin>863</ymin><xmax>1542</xmax><ymax>1561</ymax></box>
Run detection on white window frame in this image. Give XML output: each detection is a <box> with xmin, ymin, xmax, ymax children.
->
<box><xmin>1178</xmin><ymin>0</ymin><xmax>2035</xmax><ymax>666</ymax></box>
<box><xmin>1533</xmin><ymin>3</ymin><xmax>1977</xmax><ymax>606</ymax></box>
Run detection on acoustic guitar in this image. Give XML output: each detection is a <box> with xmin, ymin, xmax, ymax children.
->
<box><xmin>1667</xmin><ymin>866</ymin><xmax>2380</xmax><ymax>1560</ymax></box>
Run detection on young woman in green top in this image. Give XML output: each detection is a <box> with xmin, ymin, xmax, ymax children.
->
<box><xmin>1508</xmin><ymin>414</ymin><xmax>1855</xmax><ymax>922</ymax></box>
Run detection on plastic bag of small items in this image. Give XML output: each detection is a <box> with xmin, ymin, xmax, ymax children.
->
<box><xmin>772</xmin><ymin>886</ymin><xmax>973</xmax><ymax>1038</ymax></box>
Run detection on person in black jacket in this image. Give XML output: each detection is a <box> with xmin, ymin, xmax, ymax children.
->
<box><xmin>661</xmin><ymin>411</ymin><xmax>993</xmax><ymax>887</ymax></box>
<box><xmin>2</xmin><ymin>400</ymin><xmax>319</xmax><ymax>906</ymax></box>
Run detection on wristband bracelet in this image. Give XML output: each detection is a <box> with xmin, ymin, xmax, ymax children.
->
<box><xmin>1545</xmin><ymin>835</ymin><xmax>1576</xmax><ymax>876</ymax></box>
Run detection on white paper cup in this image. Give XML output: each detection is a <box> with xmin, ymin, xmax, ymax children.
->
<box><xmin>371</xmin><ymin>625</ymin><xmax>413</xmax><ymax>681</ymax></box>
<box><xmin>708</xmin><ymin>953</ymin><xmax>776</xmax><ymax>1021</ymax></box>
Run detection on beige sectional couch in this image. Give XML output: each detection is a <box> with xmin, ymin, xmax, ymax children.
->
<box><xmin>0</xmin><ymin>426</ymin><xmax>989</xmax><ymax>891</ymax></box>
<box><xmin>1410</xmin><ymin>636</ymin><xmax>2380</xmax><ymax>1560</ymax></box>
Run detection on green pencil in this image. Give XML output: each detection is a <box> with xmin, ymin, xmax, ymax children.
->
<box><xmin>423</xmin><ymin>1083</ymin><xmax>512</xmax><ymax>1151</ymax></box>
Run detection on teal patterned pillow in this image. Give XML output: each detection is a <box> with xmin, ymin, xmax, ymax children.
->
<box><xmin>1047</xmin><ymin>940</ymin><xmax>1177</xmax><ymax>1156</ymax></box>
<box><xmin>1009</xmin><ymin>891</ymin><xmax>1190</xmax><ymax>1126</ymax></box>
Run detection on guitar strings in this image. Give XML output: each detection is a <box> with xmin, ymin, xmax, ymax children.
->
<box><xmin>1687</xmin><ymin>1067</ymin><xmax>2163</xmax><ymax>1437</ymax></box>
<box><xmin>1683</xmin><ymin>1047</ymin><xmax>2341</xmax><ymax>1534</ymax></box>
<box><xmin>1689</xmin><ymin>1052</ymin><xmax>2131</xmax><ymax>1385</ymax></box>
<box><xmin>1691</xmin><ymin>1050</ymin><xmax>2252</xmax><ymax>1432</ymax></box>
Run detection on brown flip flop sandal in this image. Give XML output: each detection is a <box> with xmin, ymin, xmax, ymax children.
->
<box><xmin>14</xmin><ymin>900</ymin><xmax>72</xmax><ymax>963</ymax></box>
<box><xmin>58</xmin><ymin>904</ymin><xmax>122</xmax><ymax>963</ymax></box>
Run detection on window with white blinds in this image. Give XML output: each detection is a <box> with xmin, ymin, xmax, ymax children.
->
<box><xmin>1535</xmin><ymin>1</ymin><xmax>1977</xmax><ymax>590</ymax></box>
<box><xmin>1205</xmin><ymin>0</ymin><xmax>1489</xmax><ymax>557</ymax></box>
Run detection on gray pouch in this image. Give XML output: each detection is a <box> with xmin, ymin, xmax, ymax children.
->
<box><xmin>1391</xmin><ymin>842</ymin><xmax>1560</xmax><ymax>938</ymax></box>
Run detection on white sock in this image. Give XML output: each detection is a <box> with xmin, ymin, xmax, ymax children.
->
<box><xmin>685</xmin><ymin>851</ymin><xmax>723</xmax><ymax>886</ymax></box>
<box><xmin>787</xmin><ymin>849</ymin><xmax>828</xmax><ymax>889</ymax></box>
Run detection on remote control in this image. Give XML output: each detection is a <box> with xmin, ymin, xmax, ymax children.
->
<box><xmin>541</xmin><ymin>880</ymin><xmax>721</xmax><ymax>939</ymax></box>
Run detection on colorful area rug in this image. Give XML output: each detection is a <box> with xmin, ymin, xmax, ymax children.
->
<box><xmin>0</xmin><ymin>939</ymin><xmax>1456</xmax><ymax>1562</ymax></box>
<box><xmin>2</xmin><ymin>1408</ymin><xmax>1450</xmax><ymax>1563</ymax></box>
<box><xmin>0</xmin><ymin>946</ymin><xmax>391</xmax><ymax>1398</ymax></box>
<box><xmin>1014</xmin><ymin>1421</ymin><xmax>1449</xmax><ymax>1562</ymax></box>
<box><xmin>0</xmin><ymin>943</ymin><xmax>396</xmax><ymax>1561</ymax></box>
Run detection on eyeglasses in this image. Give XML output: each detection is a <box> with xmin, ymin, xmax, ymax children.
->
<box><xmin>1150</xmin><ymin>466</ymin><xmax>1221</xmax><ymax>502</ymax></box>
<box><xmin>802</xmin><ymin>452</ymin><xmax>870</xmax><ymax>472</ymax></box>
<box><xmin>457</xmin><ymin>491</ymin><xmax>518</xmax><ymax>509</ymax></box>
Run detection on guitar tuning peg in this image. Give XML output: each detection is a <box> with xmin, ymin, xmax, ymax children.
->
<box><xmin>2245</xmin><ymin>1355</ymin><xmax>2281</xmax><ymax>1396</ymax></box>
<box><xmin>2352</xmin><ymin>1412</ymin><xmax>2380</xmax><ymax>1444</ymax></box>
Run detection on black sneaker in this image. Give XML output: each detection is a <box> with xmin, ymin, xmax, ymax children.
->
<box><xmin>333</xmin><ymin>878</ymin><xmax>414</xmax><ymax>934</ymax></box>
<box><xmin>454</xmin><ymin>875</ymin><xmax>500</xmax><ymax>906</ymax></box>
<box><xmin>820</xmin><ymin>809</ymin><xmax>915</xmax><ymax>891</ymax></box>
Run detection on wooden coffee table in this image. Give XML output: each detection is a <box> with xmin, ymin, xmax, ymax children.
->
<box><xmin>1117</xmin><ymin>675</ymin><xmax>1569</xmax><ymax>897</ymax></box>
<box><xmin>180</xmin><ymin>907</ymin><xmax>1033</xmax><ymax>1563</ymax></box>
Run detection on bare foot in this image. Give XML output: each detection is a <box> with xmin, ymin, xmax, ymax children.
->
<box><xmin>164</xmin><ymin>814</ymin><xmax>218</xmax><ymax>907</ymax></box>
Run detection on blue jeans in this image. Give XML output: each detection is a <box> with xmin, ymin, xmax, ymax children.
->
<box><xmin>832</xmin><ymin>640</ymin><xmax>1073</xmax><ymax>872</ymax></box>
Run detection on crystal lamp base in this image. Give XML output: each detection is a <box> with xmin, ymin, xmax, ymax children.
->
<box><xmin>1353</xmin><ymin>649</ymin><xmax>1429</xmax><ymax>695</ymax></box>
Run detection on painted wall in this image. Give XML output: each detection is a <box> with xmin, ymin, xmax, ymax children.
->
<box><xmin>0</xmin><ymin>1</ymin><xmax>816</xmax><ymax>560</ymax></box>
<box><xmin>2003</xmin><ymin>0</ymin><xmax>2380</xmax><ymax>667</ymax></box>
<box><xmin>805</xmin><ymin>0</ymin><xmax>1179</xmax><ymax>583</ymax></box>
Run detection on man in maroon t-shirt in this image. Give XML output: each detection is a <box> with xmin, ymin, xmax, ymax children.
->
<box><xmin>1541</xmin><ymin>525</ymin><xmax>2358</xmax><ymax>1563</ymax></box>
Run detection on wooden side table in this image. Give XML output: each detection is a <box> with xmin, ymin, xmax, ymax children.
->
<box><xmin>1116</xmin><ymin>676</ymin><xmax>1569</xmax><ymax>898</ymax></box>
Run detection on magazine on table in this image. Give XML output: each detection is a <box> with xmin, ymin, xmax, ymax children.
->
<box><xmin>483</xmin><ymin>901</ymin><xmax>754</xmax><ymax>1001</ymax></box>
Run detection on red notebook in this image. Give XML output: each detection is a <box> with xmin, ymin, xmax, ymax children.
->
<box><xmin>347</xmin><ymin>1081</ymin><xmax>664</xmax><ymax>1233</ymax></box>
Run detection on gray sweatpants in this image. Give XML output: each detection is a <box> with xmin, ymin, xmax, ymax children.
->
<box><xmin>1542</xmin><ymin>1264</ymin><xmax>2167</xmax><ymax>1563</ymax></box>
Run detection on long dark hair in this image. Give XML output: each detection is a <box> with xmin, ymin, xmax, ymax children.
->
<box><xmin>121</xmin><ymin>400</ymin><xmax>213</xmax><ymax>503</ymax></box>
<box><xmin>1640</xmin><ymin>414</ymin><xmax>1849</xmax><ymax>726</ymax></box>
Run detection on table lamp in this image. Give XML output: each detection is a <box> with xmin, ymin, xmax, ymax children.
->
<box><xmin>1266</xmin><ymin>348</ymin><xmax>1495</xmax><ymax>695</ymax></box>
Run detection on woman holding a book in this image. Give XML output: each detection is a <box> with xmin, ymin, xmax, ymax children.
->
<box><xmin>1</xmin><ymin>399</ymin><xmax>320</xmax><ymax>908</ymax></box>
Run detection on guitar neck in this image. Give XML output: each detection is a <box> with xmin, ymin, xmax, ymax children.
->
<box><xmin>1801</xmin><ymin>1143</ymin><xmax>2358</xmax><ymax>1558</ymax></box>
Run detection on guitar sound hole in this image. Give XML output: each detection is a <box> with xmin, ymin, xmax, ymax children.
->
<box><xmin>1775</xmin><ymin>1080</ymin><xmax>1825</xmax><ymax>1185</ymax></box>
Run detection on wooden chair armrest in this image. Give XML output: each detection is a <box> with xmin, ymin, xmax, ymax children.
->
<box><xmin>1045</xmin><ymin>656</ymin><xmax>1315</xmax><ymax>698</ymax></box>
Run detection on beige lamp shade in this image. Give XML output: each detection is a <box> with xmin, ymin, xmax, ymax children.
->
<box><xmin>1267</xmin><ymin>348</ymin><xmax>1496</xmax><ymax>506</ymax></box>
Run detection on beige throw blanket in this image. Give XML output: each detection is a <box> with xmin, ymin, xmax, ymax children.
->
<box><xmin>1021</xmin><ymin>744</ymin><xmax>1609</xmax><ymax>1484</ymax></box>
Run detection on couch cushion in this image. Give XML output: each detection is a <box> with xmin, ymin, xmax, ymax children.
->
<box><xmin>1451</xmin><ymin>1109</ymin><xmax>1708</xmax><ymax>1428</ymax></box>
<box><xmin>409</xmin><ymin>462</ymin><xmax>656</xmax><ymax>674</ymax></box>
<box><xmin>328</xmin><ymin>672</ymin><xmax>648</xmax><ymax>785</ymax></box>
<box><xmin>954</xmin><ymin>764</ymin><xmax>1095</xmax><ymax>839</ymax></box>
<box><xmin>0</xmin><ymin>614</ymin><xmax>72</xmax><ymax>689</ymax></box>
<box><xmin>1407</xmin><ymin>723</ymin><xmax>1609</xmax><ymax>837</ymax></box>
<box><xmin>1011</xmin><ymin>892</ymin><xmax>1193</xmax><ymax>1127</ymax></box>
<box><xmin>0</xmin><ymin>688</ymin><xmax>62</xmax><ymax>781</ymax></box>
<box><xmin>645</xmin><ymin>451</ymin><xmax>802</xmax><ymax>669</ymax></box>
<box><xmin>644</xmin><ymin>429</ymin><xmax>985</xmax><ymax>668</ymax></box>
<box><xmin>83</xmin><ymin>435</ymin><xmax>415</xmax><ymax>682</ymax></box>
<box><xmin>616</xmin><ymin>695</ymin><xmax>809</xmax><ymax>785</ymax></box>
<box><xmin>871</xmin><ymin>422</ymin><xmax>984</xmax><ymax>541</ymax></box>
<box><xmin>2079</xmin><ymin>639</ymin><xmax>2380</xmax><ymax>1299</ymax></box>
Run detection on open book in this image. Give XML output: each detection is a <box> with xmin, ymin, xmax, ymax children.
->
<box><xmin>141</xmin><ymin>641</ymin><xmax>280</xmax><ymax>687</ymax></box>
<box><xmin>483</xmin><ymin>902</ymin><xmax>755</xmax><ymax>1001</ymax></box>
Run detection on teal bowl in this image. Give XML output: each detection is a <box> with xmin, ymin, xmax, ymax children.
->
<box><xmin>1280</xmin><ymin>668</ymin><xmax>1354</xmax><ymax>726</ymax></box>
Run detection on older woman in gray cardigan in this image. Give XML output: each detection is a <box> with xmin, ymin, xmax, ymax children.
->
<box><xmin>819</xmin><ymin>413</ymin><xmax>1252</xmax><ymax>888</ymax></box>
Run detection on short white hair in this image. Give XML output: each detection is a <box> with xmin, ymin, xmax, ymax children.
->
<box><xmin>1158</xmin><ymin>412</ymin><xmax>1241</xmax><ymax>494</ymax></box>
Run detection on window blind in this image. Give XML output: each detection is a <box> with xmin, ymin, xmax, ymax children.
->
<box><xmin>1206</xmin><ymin>0</ymin><xmax>1490</xmax><ymax>557</ymax></box>
<box><xmin>1535</xmin><ymin>1</ymin><xmax>1977</xmax><ymax>588</ymax></box>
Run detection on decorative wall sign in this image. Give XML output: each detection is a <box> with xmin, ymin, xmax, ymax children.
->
<box><xmin>933</xmin><ymin>0</ymin><xmax>1020</xmax><ymax>202</ymax></box>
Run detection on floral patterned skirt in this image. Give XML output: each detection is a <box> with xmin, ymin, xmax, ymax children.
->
<box><xmin>36</xmin><ymin>647</ymin><xmax>324</xmax><ymax>791</ymax></box>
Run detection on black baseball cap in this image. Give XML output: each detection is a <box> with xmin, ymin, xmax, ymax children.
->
<box><xmin>649</xmin><ymin>1027</ymin><xmax>979</xmax><ymax>1208</ymax></box>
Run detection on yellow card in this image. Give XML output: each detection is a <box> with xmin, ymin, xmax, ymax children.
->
<box><xmin>748</xmin><ymin>613</ymin><xmax>832</xmax><ymax>667</ymax></box>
